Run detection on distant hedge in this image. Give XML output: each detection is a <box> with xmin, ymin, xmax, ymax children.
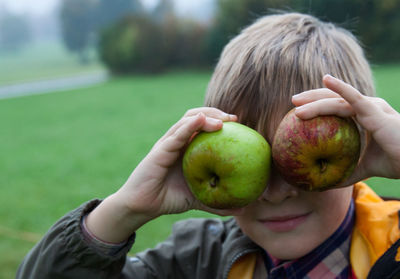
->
<box><xmin>98</xmin><ymin>14</ymin><xmax>211</xmax><ymax>73</ymax></box>
<box><xmin>96</xmin><ymin>0</ymin><xmax>400</xmax><ymax>74</ymax></box>
<box><xmin>99</xmin><ymin>16</ymin><xmax>166</xmax><ymax>73</ymax></box>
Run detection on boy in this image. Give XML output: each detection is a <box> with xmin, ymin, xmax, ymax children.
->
<box><xmin>17</xmin><ymin>13</ymin><xmax>400</xmax><ymax>278</ymax></box>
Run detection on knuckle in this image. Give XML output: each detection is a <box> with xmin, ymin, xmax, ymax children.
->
<box><xmin>353</xmin><ymin>91</ymin><xmax>365</xmax><ymax>102</ymax></box>
<box><xmin>375</xmin><ymin>97</ymin><xmax>388</xmax><ymax>106</ymax></box>
<box><xmin>184</xmin><ymin>108</ymin><xmax>197</xmax><ymax>117</ymax></box>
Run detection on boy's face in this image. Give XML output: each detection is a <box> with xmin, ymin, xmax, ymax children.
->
<box><xmin>234</xmin><ymin>117</ymin><xmax>354</xmax><ymax>260</ymax></box>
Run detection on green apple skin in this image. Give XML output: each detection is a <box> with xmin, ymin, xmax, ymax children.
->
<box><xmin>182</xmin><ymin>122</ymin><xmax>271</xmax><ymax>209</ymax></box>
<box><xmin>272</xmin><ymin>109</ymin><xmax>360</xmax><ymax>191</ymax></box>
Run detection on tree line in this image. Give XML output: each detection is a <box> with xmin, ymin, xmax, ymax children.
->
<box><xmin>60</xmin><ymin>0</ymin><xmax>400</xmax><ymax>74</ymax></box>
<box><xmin>0</xmin><ymin>10</ymin><xmax>32</xmax><ymax>52</ymax></box>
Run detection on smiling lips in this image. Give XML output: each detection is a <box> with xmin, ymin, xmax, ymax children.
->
<box><xmin>259</xmin><ymin>213</ymin><xmax>311</xmax><ymax>232</ymax></box>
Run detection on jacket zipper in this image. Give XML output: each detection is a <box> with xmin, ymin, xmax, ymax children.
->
<box><xmin>223</xmin><ymin>248</ymin><xmax>258</xmax><ymax>279</ymax></box>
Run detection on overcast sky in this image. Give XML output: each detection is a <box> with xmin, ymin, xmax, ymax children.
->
<box><xmin>0</xmin><ymin>0</ymin><xmax>59</xmax><ymax>15</ymax></box>
<box><xmin>0</xmin><ymin>0</ymin><xmax>210</xmax><ymax>16</ymax></box>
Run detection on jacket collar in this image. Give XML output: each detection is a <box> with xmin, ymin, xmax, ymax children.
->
<box><xmin>218</xmin><ymin>218</ymin><xmax>260</xmax><ymax>279</ymax></box>
<box><xmin>351</xmin><ymin>182</ymin><xmax>400</xmax><ymax>278</ymax></box>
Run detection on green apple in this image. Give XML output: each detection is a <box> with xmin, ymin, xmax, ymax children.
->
<box><xmin>182</xmin><ymin>122</ymin><xmax>271</xmax><ymax>209</ymax></box>
<box><xmin>272</xmin><ymin>109</ymin><xmax>361</xmax><ymax>191</ymax></box>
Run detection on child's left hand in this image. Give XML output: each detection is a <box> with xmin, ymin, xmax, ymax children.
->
<box><xmin>292</xmin><ymin>74</ymin><xmax>400</xmax><ymax>186</ymax></box>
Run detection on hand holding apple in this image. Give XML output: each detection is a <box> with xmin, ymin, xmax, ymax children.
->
<box><xmin>272</xmin><ymin>109</ymin><xmax>360</xmax><ymax>191</ymax></box>
<box><xmin>86</xmin><ymin>108</ymin><xmax>243</xmax><ymax>244</ymax></box>
<box><xmin>183</xmin><ymin>122</ymin><xmax>271</xmax><ymax>209</ymax></box>
<box><xmin>292</xmin><ymin>75</ymin><xmax>400</xmax><ymax>184</ymax></box>
<box><xmin>85</xmin><ymin>108</ymin><xmax>254</xmax><ymax>244</ymax></box>
<box><xmin>116</xmin><ymin>108</ymin><xmax>243</xmax><ymax>218</ymax></box>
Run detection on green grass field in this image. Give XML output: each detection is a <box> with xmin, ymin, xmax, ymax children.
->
<box><xmin>1</xmin><ymin>66</ymin><xmax>400</xmax><ymax>278</ymax></box>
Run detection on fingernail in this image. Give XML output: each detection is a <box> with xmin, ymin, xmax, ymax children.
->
<box><xmin>229</xmin><ymin>114</ymin><xmax>238</xmax><ymax>121</ymax></box>
<box><xmin>209</xmin><ymin>118</ymin><xmax>222</xmax><ymax>125</ymax></box>
<box><xmin>324</xmin><ymin>74</ymin><xmax>335</xmax><ymax>81</ymax></box>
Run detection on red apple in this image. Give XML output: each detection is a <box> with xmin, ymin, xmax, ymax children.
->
<box><xmin>272</xmin><ymin>109</ymin><xmax>360</xmax><ymax>191</ymax></box>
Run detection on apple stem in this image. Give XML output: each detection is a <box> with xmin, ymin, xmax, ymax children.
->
<box><xmin>317</xmin><ymin>159</ymin><xmax>328</xmax><ymax>173</ymax></box>
<box><xmin>209</xmin><ymin>175</ymin><xmax>219</xmax><ymax>188</ymax></box>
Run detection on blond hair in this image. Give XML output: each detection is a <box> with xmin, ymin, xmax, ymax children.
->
<box><xmin>205</xmin><ymin>13</ymin><xmax>375</xmax><ymax>139</ymax></box>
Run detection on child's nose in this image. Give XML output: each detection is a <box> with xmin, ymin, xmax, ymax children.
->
<box><xmin>258</xmin><ymin>168</ymin><xmax>299</xmax><ymax>204</ymax></box>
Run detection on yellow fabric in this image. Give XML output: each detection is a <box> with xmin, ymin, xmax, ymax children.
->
<box><xmin>396</xmin><ymin>246</ymin><xmax>400</xmax><ymax>262</ymax></box>
<box><xmin>227</xmin><ymin>252</ymin><xmax>257</xmax><ymax>279</ymax></box>
<box><xmin>351</xmin><ymin>182</ymin><xmax>400</xmax><ymax>279</ymax></box>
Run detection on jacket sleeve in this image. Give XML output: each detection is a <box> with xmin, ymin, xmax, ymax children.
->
<box><xmin>123</xmin><ymin>218</ymin><xmax>227</xmax><ymax>279</ymax></box>
<box><xmin>16</xmin><ymin>200</ymin><xmax>136</xmax><ymax>279</ymax></box>
<box><xmin>16</xmin><ymin>200</ymin><xmax>228</xmax><ymax>279</ymax></box>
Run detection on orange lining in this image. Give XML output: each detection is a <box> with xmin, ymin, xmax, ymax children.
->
<box><xmin>350</xmin><ymin>182</ymin><xmax>400</xmax><ymax>279</ymax></box>
<box><xmin>227</xmin><ymin>252</ymin><xmax>257</xmax><ymax>279</ymax></box>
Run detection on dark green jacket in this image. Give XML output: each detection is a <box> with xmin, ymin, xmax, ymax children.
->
<box><xmin>16</xmin><ymin>200</ymin><xmax>259</xmax><ymax>279</ymax></box>
<box><xmin>16</xmin><ymin>185</ymin><xmax>400</xmax><ymax>279</ymax></box>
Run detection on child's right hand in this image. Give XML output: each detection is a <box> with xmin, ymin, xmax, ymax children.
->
<box><xmin>85</xmin><ymin>108</ymin><xmax>238</xmax><ymax>243</ymax></box>
<box><xmin>118</xmin><ymin>107</ymin><xmax>238</xmax><ymax>217</ymax></box>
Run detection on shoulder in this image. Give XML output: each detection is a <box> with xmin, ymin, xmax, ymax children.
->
<box><xmin>170</xmin><ymin>217</ymin><xmax>239</xmax><ymax>242</ymax></box>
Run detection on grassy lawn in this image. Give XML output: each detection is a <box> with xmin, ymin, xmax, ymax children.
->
<box><xmin>0</xmin><ymin>71</ymin><xmax>215</xmax><ymax>278</ymax></box>
<box><xmin>1</xmin><ymin>65</ymin><xmax>400</xmax><ymax>278</ymax></box>
<box><xmin>0</xmin><ymin>40</ymin><xmax>104</xmax><ymax>85</ymax></box>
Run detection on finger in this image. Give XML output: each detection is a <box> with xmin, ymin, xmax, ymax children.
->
<box><xmin>149</xmin><ymin>113</ymin><xmax>212</xmax><ymax>167</ymax></box>
<box><xmin>323</xmin><ymin>75</ymin><xmax>382</xmax><ymax>117</ymax></box>
<box><xmin>161</xmin><ymin>113</ymin><xmax>223</xmax><ymax>154</ymax></box>
<box><xmin>292</xmin><ymin>88</ymin><xmax>341</xmax><ymax>106</ymax></box>
<box><xmin>184</xmin><ymin>107</ymin><xmax>237</xmax><ymax>121</ymax></box>
<box><xmin>295</xmin><ymin>98</ymin><xmax>355</xmax><ymax>120</ymax></box>
<box><xmin>162</xmin><ymin>107</ymin><xmax>237</xmax><ymax>141</ymax></box>
<box><xmin>153</xmin><ymin>113</ymin><xmax>205</xmax><ymax>152</ymax></box>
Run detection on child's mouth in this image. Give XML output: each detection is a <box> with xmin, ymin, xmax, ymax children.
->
<box><xmin>259</xmin><ymin>212</ymin><xmax>311</xmax><ymax>232</ymax></box>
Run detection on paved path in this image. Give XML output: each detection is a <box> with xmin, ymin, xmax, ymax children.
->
<box><xmin>0</xmin><ymin>71</ymin><xmax>109</xmax><ymax>100</ymax></box>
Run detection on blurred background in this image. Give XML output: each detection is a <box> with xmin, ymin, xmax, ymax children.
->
<box><xmin>1</xmin><ymin>0</ymin><xmax>399</xmax><ymax>278</ymax></box>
